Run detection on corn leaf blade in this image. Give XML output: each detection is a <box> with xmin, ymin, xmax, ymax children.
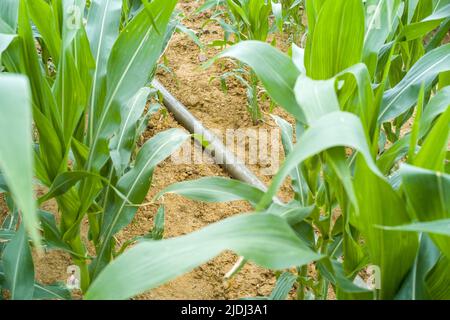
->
<box><xmin>156</xmin><ymin>177</ymin><xmax>265</xmax><ymax>206</ymax></box>
<box><xmin>0</xmin><ymin>74</ymin><xmax>39</xmax><ymax>246</ymax></box>
<box><xmin>85</xmin><ymin>213</ymin><xmax>322</xmax><ymax>300</ymax></box>
<box><xmin>379</xmin><ymin>44</ymin><xmax>450</xmax><ymax>122</ymax></box>
<box><xmin>215</xmin><ymin>40</ymin><xmax>304</xmax><ymax>123</ymax></box>
<box><xmin>2</xmin><ymin>225</ymin><xmax>34</xmax><ymax>300</ymax></box>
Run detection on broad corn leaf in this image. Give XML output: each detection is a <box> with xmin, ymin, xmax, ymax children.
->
<box><xmin>400</xmin><ymin>164</ymin><xmax>450</xmax><ymax>258</ymax></box>
<box><xmin>85</xmin><ymin>213</ymin><xmax>322</xmax><ymax>300</ymax></box>
<box><xmin>307</xmin><ymin>0</ymin><xmax>365</xmax><ymax>79</ymax></box>
<box><xmin>353</xmin><ymin>159</ymin><xmax>418</xmax><ymax>299</ymax></box>
<box><xmin>0</xmin><ymin>74</ymin><xmax>39</xmax><ymax>247</ymax></box>
<box><xmin>90</xmin><ymin>129</ymin><xmax>189</xmax><ymax>278</ymax></box>
<box><xmin>87</xmin><ymin>0</ymin><xmax>178</xmax><ymax>172</ymax></box>
<box><xmin>215</xmin><ymin>41</ymin><xmax>304</xmax><ymax>123</ymax></box>
<box><xmin>2</xmin><ymin>225</ymin><xmax>34</xmax><ymax>300</ymax></box>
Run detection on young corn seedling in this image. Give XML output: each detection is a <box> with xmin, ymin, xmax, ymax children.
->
<box><xmin>274</xmin><ymin>0</ymin><xmax>306</xmax><ymax>45</ymax></box>
<box><xmin>200</xmin><ymin>0</ymin><xmax>287</xmax><ymax>124</ymax></box>
<box><xmin>87</xmin><ymin>0</ymin><xmax>450</xmax><ymax>300</ymax></box>
<box><xmin>0</xmin><ymin>0</ymin><xmax>190</xmax><ymax>297</ymax></box>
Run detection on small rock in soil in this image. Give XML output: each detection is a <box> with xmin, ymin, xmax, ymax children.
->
<box><xmin>198</xmin><ymin>53</ymin><xmax>208</xmax><ymax>62</ymax></box>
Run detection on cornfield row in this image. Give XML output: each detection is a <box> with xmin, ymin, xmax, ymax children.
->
<box><xmin>0</xmin><ymin>0</ymin><xmax>449</xmax><ymax>300</ymax></box>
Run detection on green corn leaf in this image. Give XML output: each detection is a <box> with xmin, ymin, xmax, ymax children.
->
<box><xmin>335</xmin><ymin>64</ymin><xmax>375</xmax><ymax>130</ymax></box>
<box><xmin>27</xmin><ymin>0</ymin><xmax>61</xmax><ymax>65</ymax></box>
<box><xmin>269</xmin><ymin>272</ymin><xmax>297</xmax><ymax>300</ymax></box>
<box><xmin>0</xmin><ymin>74</ymin><xmax>39</xmax><ymax>247</ymax></box>
<box><xmin>1</xmin><ymin>205</ymin><xmax>18</xmax><ymax>231</ymax></box>
<box><xmin>156</xmin><ymin>177</ymin><xmax>265</xmax><ymax>206</ymax></box>
<box><xmin>50</xmin><ymin>0</ymin><xmax>63</xmax><ymax>34</ymax></box>
<box><xmin>406</xmin><ymin>0</ymin><xmax>420</xmax><ymax>23</ymax></box>
<box><xmin>399</xmin><ymin>4</ymin><xmax>450</xmax><ymax>42</ymax></box>
<box><xmin>377</xmin><ymin>135</ymin><xmax>411</xmax><ymax>174</ymax></box>
<box><xmin>0</xmin><ymin>229</ymin><xmax>15</xmax><ymax>242</ymax></box>
<box><xmin>407</xmin><ymin>84</ymin><xmax>425</xmax><ymax>163</ymax></box>
<box><xmin>426</xmin><ymin>17</ymin><xmax>450</xmax><ymax>52</ymax></box>
<box><xmin>102</xmin><ymin>129</ymin><xmax>189</xmax><ymax>237</ymax></box>
<box><xmin>14</xmin><ymin>0</ymin><xmax>59</xmax><ymax>120</ymax></box>
<box><xmin>150</xmin><ymin>205</ymin><xmax>165</xmax><ymax>241</ymax></box>
<box><xmin>304</xmin><ymin>0</ymin><xmax>328</xmax><ymax>36</ymax></box>
<box><xmin>87</xmin><ymin>0</ymin><xmax>178</xmax><ymax>172</ymax></box>
<box><xmin>396</xmin><ymin>234</ymin><xmax>441</xmax><ymax>300</ymax></box>
<box><xmin>71</xmin><ymin>138</ymin><xmax>89</xmax><ymax>169</ymax></box>
<box><xmin>90</xmin><ymin>128</ymin><xmax>189</xmax><ymax>278</ymax></box>
<box><xmin>425</xmin><ymin>255</ymin><xmax>450</xmax><ymax>299</ymax></box>
<box><xmin>64</xmin><ymin>25</ymin><xmax>95</xmax><ymax>117</ymax></box>
<box><xmin>256</xmin><ymin>111</ymin><xmax>381</xmax><ymax>210</ymax></box>
<box><xmin>379</xmin><ymin>44</ymin><xmax>450</xmax><ymax>122</ymax></box>
<box><xmin>0</xmin><ymin>33</ymin><xmax>14</xmax><ymax>55</ymax></box>
<box><xmin>353</xmin><ymin>157</ymin><xmax>418</xmax><ymax>299</ymax></box>
<box><xmin>326</xmin><ymin>147</ymin><xmax>359</xmax><ymax>211</ymax></box>
<box><xmin>419</xmin><ymin>86</ymin><xmax>450</xmax><ymax>138</ymax></box>
<box><xmin>85</xmin><ymin>213</ymin><xmax>322</xmax><ymax>300</ymax></box>
<box><xmin>294</xmin><ymin>75</ymin><xmax>339</xmax><ymax>124</ymax></box>
<box><xmin>413</xmin><ymin>106</ymin><xmax>450</xmax><ymax>171</ymax></box>
<box><xmin>363</xmin><ymin>0</ymin><xmax>402</xmax><ymax>76</ymax></box>
<box><xmin>109</xmin><ymin>87</ymin><xmax>151</xmax><ymax>176</ymax></box>
<box><xmin>2</xmin><ymin>225</ymin><xmax>34</xmax><ymax>300</ymax></box>
<box><xmin>31</xmin><ymin>107</ymin><xmax>64</xmax><ymax>184</ymax></box>
<box><xmin>86</xmin><ymin>0</ymin><xmax>122</xmax><ymax>145</ymax></box>
<box><xmin>38</xmin><ymin>210</ymin><xmax>72</xmax><ymax>252</ymax></box>
<box><xmin>272</xmin><ymin>1</ymin><xmax>283</xmax><ymax>32</ymax></box>
<box><xmin>176</xmin><ymin>23</ymin><xmax>204</xmax><ymax>50</ymax></box>
<box><xmin>272</xmin><ymin>115</ymin><xmax>308</xmax><ymax>204</ymax></box>
<box><xmin>213</xmin><ymin>40</ymin><xmax>304</xmax><ymax>123</ymax></box>
<box><xmin>296</xmin><ymin>63</ymin><xmax>374</xmax><ymax>128</ymax></box>
<box><xmin>4</xmin><ymin>0</ymin><xmax>63</xmax><ymax>184</ymax></box>
<box><xmin>377</xmin><ymin>88</ymin><xmax>450</xmax><ymax>174</ymax></box>
<box><xmin>381</xmin><ymin>220</ymin><xmax>450</xmax><ymax>236</ymax></box>
<box><xmin>53</xmin><ymin>0</ymin><xmax>93</xmax><ymax>144</ymax></box>
<box><xmin>38</xmin><ymin>171</ymin><xmax>103</xmax><ymax>204</ymax></box>
<box><xmin>226</xmin><ymin>0</ymin><xmax>250</xmax><ymax>26</ymax></box>
<box><xmin>54</xmin><ymin>46</ymin><xmax>87</xmax><ymax>144</ymax></box>
<box><xmin>306</xmin><ymin>0</ymin><xmax>364</xmax><ymax>79</ymax></box>
<box><xmin>0</xmin><ymin>0</ymin><xmax>19</xmax><ymax>32</ymax></box>
<box><xmin>33</xmin><ymin>282</ymin><xmax>72</xmax><ymax>300</ymax></box>
<box><xmin>262</xmin><ymin>202</ymin><xmax>315</xmax><ymax>226</ymax></box>
<box><xmin>398</xmin><ymin>164</ymin><xmax>450</xmax><ymax>257</ymax></box>
<box><xmin>196</xmin><ymin>0</ymin><xmax>223</xmax><ymax>13</ymax></box>
<box><xmin>38</xmin><ymin>170</ymin><xmax>136</xmax><ymax>207</ymax></box>
<box><xmin>59</xmin><ymin>0</ymin><xmax>86</xmax><ymax>48</ymax></box>
<box><xmin>291</xmin><ymin>43</ymin><xmax>306</xmax><ymax>73</ymax></box>
<box><xmin>0</xmin><ymin>20</ymin><xmax>13</xmax><ymax>35</ymax></box>
<box><xmin>316</xmin><ymin>259</ymin><xmax>371</xmax><ymax>296</ymax></box>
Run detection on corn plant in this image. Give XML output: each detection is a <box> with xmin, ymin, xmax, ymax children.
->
<box><xmin>0</xmin><ymin>73</ymin><xmax>74</xmax><ymax>299</ymax></box>
<box><xmin>274</xmin><ymin>0</ymin><xmax>306</xmax><ymax>45</ymax></box>
<box><xmin>84</xmin><ymin>0</ymin><xmax>450</xmax><ymax>300</ymax></box>
<box><xmin>0</xmin><ymin>0</ymin><xmax>193</xmax><ymax>298</ymax></box>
